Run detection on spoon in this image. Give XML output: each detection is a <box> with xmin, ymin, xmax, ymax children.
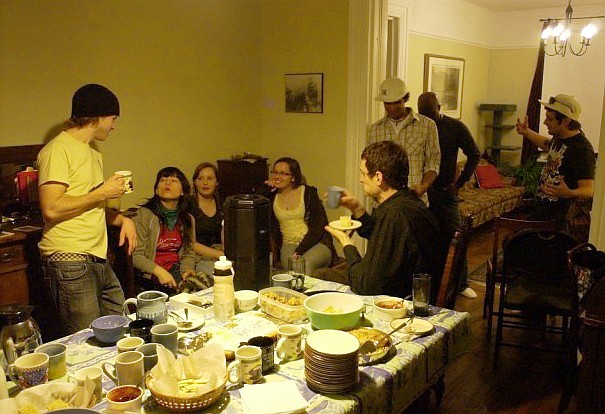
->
<box><xmin>359</xmin><ymin>314</ymin><xmax>415</xmax><ymax>355</ymax></box>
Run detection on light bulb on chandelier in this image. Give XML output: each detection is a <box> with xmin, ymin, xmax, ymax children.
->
<box><xmin>540</xmin><ymin>1</ymin><xmax>604</xmax><ymax>57</ymax></box>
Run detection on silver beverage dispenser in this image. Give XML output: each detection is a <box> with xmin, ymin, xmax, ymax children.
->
<box><xmin>223</xmin><ymin>194</ymin><xmax>271</xmax><ymax>291</ymax></box>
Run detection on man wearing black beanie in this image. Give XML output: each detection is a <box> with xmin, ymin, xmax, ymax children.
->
<box><xmin>37</xmin><ymin>84</ymin><xmax>137</xmax><ymax>336</ymax></box>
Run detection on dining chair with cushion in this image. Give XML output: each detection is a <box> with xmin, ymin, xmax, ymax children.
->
<box><xmin>484</xmin><ymin>215</ymin><xmax>557</xmax><ymax>339</ymax></box>
<box><xmin>436</xmin><ymin>215</ymin><xmax>473</xmax><ymax>310</ymax></box>
<box><xmin>493</xmin><ymin>228</ymin><xmax>577</xmax><ymax>369</ymax></box>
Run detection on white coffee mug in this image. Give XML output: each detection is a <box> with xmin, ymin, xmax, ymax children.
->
<box><xmin>102</xmin><ymin>350</ymin><xmax>144</xmax><ymax>387</ymax></box>
<box><xmin>69</xmin><ymin>366</ymin><xmax>103</xmax><ymax>403</ymax></box>
<box><xmin>276</xmin><ymin>324</ymin><xmax>303</xmax><ymax>361</ymax></box>
<box><xmin>115</xmin><ymin>170</ymin><xmax>134</xmax><ymax>194</ymax></box>
<box><xmin>272</xmin><ymin>273</ymin><xmax>303</xmax><ymax>290</ymax></box>
<box><xmin>227</xmin><ymin>345</ymin><xmax>262</xmax><ymax>385</ymax></box>
<box><xmin>117</xmin><ymin>336</ymin><xmax>145</xmax><ymax>353</ymax></box>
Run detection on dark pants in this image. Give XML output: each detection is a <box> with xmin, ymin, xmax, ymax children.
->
<box><xmin>428</xmin><ymin>186</ymin><xmax>468</xmax><ymax>291</ymax></box>
<box><xmin>138</xmin><ymin>263</ymin><xmax>182</xmax><ymax>295</ymax></box>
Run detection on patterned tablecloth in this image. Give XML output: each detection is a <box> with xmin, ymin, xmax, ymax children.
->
<box><xmin>49</xmin><ymin>277</ymin><xmax>471</xmax><ymax>414</ymax></box>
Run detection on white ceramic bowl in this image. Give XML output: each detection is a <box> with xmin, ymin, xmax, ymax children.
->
<box><xmin>234</xmin><ymin>290</ymin><xmax>259</xmax><ymax>312</ymax></box>
<box><xmin>373</xmin><ymin>297</ymin><xmax>407</xmax><ymax>321</ymax></box>
<box><xmin>106</xmin><ymin>385</ymin><xmax>143</xmax><ymax>411</ymax></box>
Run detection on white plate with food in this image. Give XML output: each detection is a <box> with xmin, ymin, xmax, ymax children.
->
<box><xmin>347</xmin><ymin>327</ymin><xmax>394</xmax><ymax>365</ymax></box>
<box><xmin>168</xmin><ymin>311</ymin><xmax>205</xmax><ymax>332</ymax></box>
<box><xmin>170</xmin><ymin>292</ymin><xmax>212</xmax><ymax>310</ymax></box>
<box><xmin>390</xmin><ymin>317</ymin><xmax>434</xmax><ymax>335</ymax></box>
<box><xmin>328</xmin><ymin>219</ymin><xmax>362</xmax><ymax>231</ymax></box>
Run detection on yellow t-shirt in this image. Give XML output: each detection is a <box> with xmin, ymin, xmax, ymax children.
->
<box><xmin>273</xmin><ymin>186</ymin><xmax>308</xmax><ymax>245</ymax></box>
<box><xmin>37</xmin><ymin>131</ymin><xmax>108</xmax><ymax>258</ymax></box>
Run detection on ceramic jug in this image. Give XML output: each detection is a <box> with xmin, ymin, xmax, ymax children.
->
<box><xmin>0</xmin><ymin>304</ymin><xmax>43</xmax><ymax>365</ymax></box>
<box><xmin>122</xmin><ymin>291</ymin><xmax>168</xmax><ymax>324</ymax></box>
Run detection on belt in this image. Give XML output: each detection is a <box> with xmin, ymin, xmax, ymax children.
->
<box><xmin>45</xmin><ymin>252</ymin><xmax>106</xmax><ymax>263</ymax></box>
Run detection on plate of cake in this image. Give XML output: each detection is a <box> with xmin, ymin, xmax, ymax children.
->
<box><xmin>329</xmin><ymin>216</ymin><xmax>361</xmax><ymax>231</ymax></box>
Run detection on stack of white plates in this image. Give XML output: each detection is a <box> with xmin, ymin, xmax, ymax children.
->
<box><xmin>304</xmin><ymin>329</ymin><xmax>359</xmax><ymax>394</ymax></box>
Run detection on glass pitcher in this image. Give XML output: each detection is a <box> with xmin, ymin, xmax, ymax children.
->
<box><xmin>0</xmin><ymin>304</ymin><xmax>43</xmax><ymax>365</ymax></box>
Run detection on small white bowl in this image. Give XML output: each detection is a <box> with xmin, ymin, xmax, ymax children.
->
<box><xmin>235</xmin><ymin>290</ymin><xmax>259</xmax><ymax>312</ymax></box>
<box><xmin>106</xmin><ymin>385</ymin><xmax>143</xmax><ymax>411</ymax></box>
<box><xmin>373</xmin><ymin>297</ymin><xmax>408</xmax><ymax>321</ymax></box>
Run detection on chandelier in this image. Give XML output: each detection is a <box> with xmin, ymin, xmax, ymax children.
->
<box><xmin>540</xmin><ymin>1</ymin><xmax>604</xmax><ymax>57</ymax></box>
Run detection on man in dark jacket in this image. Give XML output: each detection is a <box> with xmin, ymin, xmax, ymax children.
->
<box><xmin>325</xmin><ymin>141</ymin><xmax>441</xmax><ymax>299</ymax></box>
<box><xmin>418</xmin><ymin>91</ymin><xmax>481</xmax><ymax>299</ymax></box>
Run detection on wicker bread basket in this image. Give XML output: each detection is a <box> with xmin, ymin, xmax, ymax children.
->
<box><xmin>146</xmin><ymin>373</ymin><xmax>227</xmax><ymax>413</ymax></box>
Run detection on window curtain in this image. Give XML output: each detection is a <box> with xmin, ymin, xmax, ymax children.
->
<box><xmin>521</xmin><ymin>21</ymin><xmax>549</xmax><ymax>163</ymax></box>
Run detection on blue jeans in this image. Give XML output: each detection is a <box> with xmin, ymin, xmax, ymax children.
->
<box><xmin>428</xmin><ymin>186</ymin><xmax>468</xmax><ymax>290</ymax></box>
<box><xmin>42</xmin><ymin>260</ymin><xmax>125</xmax><ymax>336</ymax></box>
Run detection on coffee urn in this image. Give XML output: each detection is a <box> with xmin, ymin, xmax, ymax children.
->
<box><xmin>223</xmin><ymin>194</ymin><xmax>271</xmax><ymax>291</ymax></box>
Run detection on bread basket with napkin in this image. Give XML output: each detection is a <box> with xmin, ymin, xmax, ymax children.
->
<box><xmin>146</xmin><ymin>343</ymin><xmax>227</xmax><ymax>413</ymax></box>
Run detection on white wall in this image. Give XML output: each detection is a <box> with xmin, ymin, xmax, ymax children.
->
<box><xmin>396</xmin><ymin>0</ymin><xmax>605</xmax><ymax>151</ymax></box>
<box><xmin>495</xmin><ymin>5</ymin><xmax>605</xmax><ymax>150</ymax></box>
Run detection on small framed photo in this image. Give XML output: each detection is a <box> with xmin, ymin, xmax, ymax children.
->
<box><xmin>423</xmin><ymin>54</ymin><xmax>465</xmax><ymax>119</ymax></box>
<box><xmin>285</xmin><ymin>73</ymin><xmax>323</xmax><ymax>113</ymax></box>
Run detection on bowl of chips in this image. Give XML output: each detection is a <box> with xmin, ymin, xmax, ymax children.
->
<box><xmin>304</xmin><ymin>292</ymin><xmax>364</xmax><ymax>330</ymax></box>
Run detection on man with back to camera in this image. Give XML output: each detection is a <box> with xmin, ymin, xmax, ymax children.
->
<box><xmin>516</xmin><ymin>93</ymin><xmax>595</xmax><ymax>243</ymax></box>
<box><xmin>418</xmin><ymin>91</ymin><xmax>481</xmax><ymax>299</ymax></box>
<box><xmin>368</xmin><ymin>77</ymin><xmax>441</xmax><ymax>202</ymax></box>
<box><xmin>37</xmin><ymin>83</ymin><xmax>137</xmax><ymax>336</ymax></box>
<box><xmin>325</xmin><ymin>141</ymin><xmax>441</xmax><ymax>299</ymax></box>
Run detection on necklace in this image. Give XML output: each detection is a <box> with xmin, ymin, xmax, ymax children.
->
<box><xmin>278</xmin><ymin>187</ymin><xmax>301</xmax><ymax>211</ymax></box>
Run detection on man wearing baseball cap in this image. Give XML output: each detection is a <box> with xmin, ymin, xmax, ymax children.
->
<box><xmin>516</xmin><ymin>93</ymin><xmax>595</xmax><ymax>242</ymax></box>
<box><xmin>368</xmin><ymin>77</ymin><xmax>441</xmax><ymax>202</ymax></box>
<box><xmin>37</xmin><ymin>84</ymin><xmax>137</xmax><ymax>336</ymax></box>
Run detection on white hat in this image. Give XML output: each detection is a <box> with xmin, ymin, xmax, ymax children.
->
<box><xmin>539</xmin><ymin>94</ymin><xmax>581</xmax><ymax>121</ymax></box>
<box><xmin>375</xmin><ymin>78</ymin><xmax>408</xmax><ymax>103</ymax></box>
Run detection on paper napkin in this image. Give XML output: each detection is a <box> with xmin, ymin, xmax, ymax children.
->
<box><xmin>240</xmin><ymin>380</ymin><xmax>308</xmax><ymax>414</ymax></box>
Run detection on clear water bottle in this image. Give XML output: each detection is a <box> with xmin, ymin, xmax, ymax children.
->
<box><xmin>213</xmin><ymin>256</ymin><xmax>235</xmax><ymax>322</ymax></box>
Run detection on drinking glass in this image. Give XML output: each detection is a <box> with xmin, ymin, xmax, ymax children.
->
<box><xmin>412</xmin><ymin>273</ymin><xmax>431</xmax><ymax>316</ymax></box>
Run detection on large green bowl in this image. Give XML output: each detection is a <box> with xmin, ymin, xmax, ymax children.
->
<box><xmin>304</xmin><ymin>292</ymin><xmax>364</xmax><ymax>330</ymax></box>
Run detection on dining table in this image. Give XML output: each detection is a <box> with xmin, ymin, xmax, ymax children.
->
<box><xmin>13</xmin><ymin>276</ymin><xmax>472</xmax><ymax>414</ymax></box>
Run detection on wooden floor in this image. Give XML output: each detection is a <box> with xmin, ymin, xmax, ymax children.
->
<box><xmin>432</xmin><ymin>223</ymin><xmax>577</xmax><ymax>414</ymax></box>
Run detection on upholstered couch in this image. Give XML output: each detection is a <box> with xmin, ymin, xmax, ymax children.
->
<box><xmin>457</xmin><ymin>161</ymin><xmax>525</xmax><ymax>228</ymax></box>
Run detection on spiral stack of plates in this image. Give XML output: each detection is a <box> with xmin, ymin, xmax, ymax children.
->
<box><xmin>304</xmin><ymin>329</ymin><xmax>359</xmax><ymax>394</ymax></box>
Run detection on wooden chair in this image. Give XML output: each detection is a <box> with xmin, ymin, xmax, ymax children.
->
<box><xmin>484</xmin><ymin>215</ymin><xmax>557</xmax><ymax>339</ymax></box>
<box><xmin>493</xmin><ymin>228</ymin><xmax>577</xmax><ymax>369</ymax></box>
<box><xmin>436</xmin><ymin>215</ymin><xmax>473</xmax><ymax>309</ymax></box>
<box><xmin>559</xmin><ymin>242</ymin><xmax>605</xmax><ymax>413</ymax></box>
<box><xmin>575</xmin><ymin>276</ymin><xmax>605</xmax><ymax>413</ymax></box>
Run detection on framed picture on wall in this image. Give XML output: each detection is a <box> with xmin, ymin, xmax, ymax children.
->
<box><xmin>423</xmin><ymin>54</ymin><xmax>465</xmax><ymax>119</ymax></box>
<box><xmin>285</xmin><ymin>73</ymin><xmax>323</xmax><ymax>113</ymax></box>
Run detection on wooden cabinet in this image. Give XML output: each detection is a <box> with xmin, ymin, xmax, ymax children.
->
<box><xmin>217</xmin><ymin>158</ymin><xmax>269</xmax><ymax>200</ymax></box>
<box><xmin>0</xmin><ymin>232</ymin><xmax>29</xmax><ymax>305</ymax></box>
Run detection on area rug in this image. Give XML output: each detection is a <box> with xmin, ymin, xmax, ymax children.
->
<box><xmin>467</xmin><ymin>261</ymin><xmax>488</xmax><ymax>283</ymax></box>
<box><xmin>467</xmin><ymin>251</ymin><xmax>502</xmax><ymax>283</ymax></box>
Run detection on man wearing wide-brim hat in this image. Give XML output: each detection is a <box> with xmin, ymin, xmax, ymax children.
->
<box><xmin>368</xmin><ymin>77</ymin><xmax>441</xmax><ymax>203</ymax></box>
<box><xmin>516</xmin><ymin>93</ymin><xmax>595</xmax><ymax>242</ymax></box>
